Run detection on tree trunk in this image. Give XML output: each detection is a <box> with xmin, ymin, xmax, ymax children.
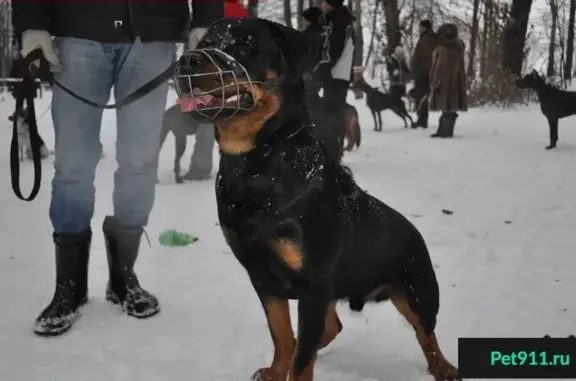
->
<box><xmin>248</xmin><ymin>0</ymin><xmax>258</xmax><ymax>17</ymax></box>
<box><xmin>364</xmin><ymin>0</ymin><xmax>380</xmax><ymax>68</ymax></box>
<box><xmin>564</xmin><ymin>0</ymin><xmax>576</xmax><ymax>80</ymax></box>
<box><xmin>502</xmin><ymin>0</ymin><xmax>533</xmax><ymax>76</ymax></box>
<box><xmin>382</xmin><ymin>0</ymin><xmax>401</xmax><ymax>51</ymax></box>
<box><xmin>547</xmin><ymin>0</ymin><xmax>558</xmax><ymax>77</ymax></box>
<box><xmin>352</xmin><ymin>0</ymin><xmax>363</xmax><ymax>67</ymax></box>
<box><xmin>284</xmin><ymin>0</ymin><xmax>293</xmax><ymax>28</ymax></box>
<box><xmin>296</xmin><ymin>0</ymin><xmax>304</xmax><ymax>30</ymax></box>
<box><xmin>480</xmin><ymin>0</ymin><xmax>490</xmax><ymax>79</ymax></box>
<box><xmin>467</xmin><ymin>0</ymin><xmax>481</xmax><ymax>79</ymax></box>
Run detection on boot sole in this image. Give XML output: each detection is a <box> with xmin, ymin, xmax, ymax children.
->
<box><xmin>106</xmin><ymin>292</ymin><xmax>160</xmax><ymax>319</ymax></box>
<box><xmin>33</xmin><ymin>296</ymin><xmax>88</xmax><ymax>336</ymax></box>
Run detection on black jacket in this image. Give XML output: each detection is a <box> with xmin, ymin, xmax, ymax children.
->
<box><xmin>320</xmin><ymin>6</ymin><xmax>355</xmax><ymax>70</ymax></box>
<box><xmin>11</xmin><ymin>1</ymin><xmax>225</xmax><ymax>45</ymax></box>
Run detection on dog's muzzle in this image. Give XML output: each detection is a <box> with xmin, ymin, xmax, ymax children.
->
<box><xmin>174</xmin><ymin>48</ymin><xmax>258</xmax><ymax>122</ymax></box>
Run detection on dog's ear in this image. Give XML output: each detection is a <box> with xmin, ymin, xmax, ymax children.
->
<box><xmin>266</xmin><ymin>21</ymin><xmax>318</xmax><ymax>81</ymax></box>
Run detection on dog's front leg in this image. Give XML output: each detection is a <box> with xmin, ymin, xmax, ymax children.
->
<box><xmin>546</xmin><ymin>116</ymin><xmax>558</xmax><ymax>149</ymax></box>
<box><xmin>252</xmin><ymin>295</ymin><xmax>295</xmax><ymax>381</ymax></box>
<box><xmin>290</xmin><ymin>286</ymin><xmax>331</xmax><ymax>381</ymax></box>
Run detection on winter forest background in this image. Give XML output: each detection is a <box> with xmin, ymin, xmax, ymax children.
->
<box><xmin>0</xmin><ymin>0</ymin><xmax>575</xmax><ymax>106</ymax></box>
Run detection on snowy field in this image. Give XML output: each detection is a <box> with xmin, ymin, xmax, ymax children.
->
<box><xmin>0</xmin><ymin>90</ymin><xmax>575</xmax><ymax>381</ymax></box>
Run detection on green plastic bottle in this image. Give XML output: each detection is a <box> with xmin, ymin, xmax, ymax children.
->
<box><xmin>158</xmin><ymin>229</ymin><xmax>199</xmax><ymax>246</ymax></box>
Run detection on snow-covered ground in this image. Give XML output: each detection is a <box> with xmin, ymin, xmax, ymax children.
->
<box><xmin>0</xmin><ymin>90</ymin><xmax>574</xmax><ymax>381</ymax></box>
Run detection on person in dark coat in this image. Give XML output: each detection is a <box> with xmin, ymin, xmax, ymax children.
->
<box><xmin>429</xmin><ymin>23</ymin><xmax>467</xmax><ymax>138</ymax></box>
<box><xmin>410</xmin><ymin>19</ymin><xmax>438</xmax><ymax>128</ymax></box>
<box><xmin>11</xmin><ymin>0</ymin><xmax>224</xmax><ymax>336</ymax></box>
<box><xmin>386</xmin><ymin>45</ymin><xmax>410</xmax><ymax>99</ymax></box>
<box><xmin>317</xmin><ymin>0</ymin><xmax>356</xmax><ymax>112</ymax></box>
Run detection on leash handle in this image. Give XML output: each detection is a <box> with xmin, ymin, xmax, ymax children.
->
<box><xmin>11</xmin><ymin>75</ymin><xmax>43</xmax><ymax>201</ymax></box>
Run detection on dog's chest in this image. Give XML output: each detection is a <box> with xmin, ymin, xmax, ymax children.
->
<box><xmin>216</xmin><ymin>145</ymin><xmax>325</xmax><ymax>218</ymax></box>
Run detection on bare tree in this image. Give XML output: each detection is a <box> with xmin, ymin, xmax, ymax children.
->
<box><xmin>565</xmin><ymin>0</ymin><xmax>576</xmax><ymax>79</ymax></box>
<box><xmin>284</xmin><ymin>0</ymin><xmax>293</xmax><ymax>28</ymax></box>
<box><xmin>467</xmin><ymin>0</ymin><xmax>481</xmax><ymax>79</ymax></box>
<box><xmin>547</xmin><ymin>0</ymin><xmax>558</xmax><ymax>77</ymax></box>
<box><xmin>382</xmin><ymin>0</ymin><xmax>401</xmax><ymax>50</ymax></box>
<box><xmin>502</xmin><ymin>0</ymin><xmax>533</xmax><ymax>76</ymax></box>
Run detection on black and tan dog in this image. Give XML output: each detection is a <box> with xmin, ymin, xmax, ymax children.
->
<box><xmin>177</xmin><ymin>18</ymin><xmax>459</xmax><ymax>381</ymax></box>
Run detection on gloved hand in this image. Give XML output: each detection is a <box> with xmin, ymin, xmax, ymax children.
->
<box><xmin>188</xmin><ymin>28</ymin><xmax>207</xmax><ymax>50</ymax></box>
<box><xmin>21</xmin><ymin>29</ymin><xmax>60</xmax><ymax>70</ymax></box>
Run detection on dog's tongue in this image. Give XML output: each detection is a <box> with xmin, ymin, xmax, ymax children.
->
<box><xmin>177</xmin><ymin>94</ymin><xmax>214</xmax><ymax>112</ymax></box>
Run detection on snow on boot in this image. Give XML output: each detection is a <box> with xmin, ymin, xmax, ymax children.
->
<box><xmin>34</xmin><ymin>231</ymin><xmax>91</xmax><ymax>336</ymax></box>
<box><xmin>103</xmin><ymin>216</ymin><xmax>160</xmax><ymax>318</ymax></box>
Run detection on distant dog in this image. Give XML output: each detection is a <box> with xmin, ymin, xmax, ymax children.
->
<box><xmin>352</xmin><ymin>73</ymin><xmax>415</xmax><ymax>131</ymax></box>
<box><xmin>304</xmin><ymin>79</ymin><xmax>361</xmax><ymax>161</ymax></box>
<box><xmin>8</xmin><ymin>108</ymin><xmax>51</xmax><ymax>161</ymax></box>
<box><xmin>516</xmin><ymin>69</ymin><xmax>576</xmax><ymax>149</ymax></box>
<box><xmin>159</xmin><ymin>104</ymin><xmax>215</xmax><ymax>183</ymax></box>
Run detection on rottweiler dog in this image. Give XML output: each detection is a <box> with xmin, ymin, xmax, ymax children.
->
<box><xmin>178</xmin><ymin>18</ymin><xmax>460</xmax><ymax>381</ymax></box>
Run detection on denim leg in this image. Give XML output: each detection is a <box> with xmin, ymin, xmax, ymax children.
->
<box><xmin>50</xmin><ymin>38</ymin><xmax>115</xmax><ymax>233</ymax></box>
<box><xmin>113</xmin><ymin>39</ymin><xmax>176</xmax><ymax>228</ymax></box>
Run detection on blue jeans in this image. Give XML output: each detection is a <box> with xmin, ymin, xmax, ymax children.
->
<box><xmin>50</xmin><ymin>38</ymin><xmax>175</xmax><ymax>233</ymax></box>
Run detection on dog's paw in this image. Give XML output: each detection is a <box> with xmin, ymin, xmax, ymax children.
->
<box><xmin>252</xmin><ymin>368</ymin><xmax>286</xmax><ymax>381</ymax></box>
<box><xmin>175</xmin><ymin>177</ymin><xmax>184</xmax><ymax>184</ymax></box>
<box><xmin>428</xmin><ymin>361</ymin><xmax>460</xmax><ymax>381</ymax></box>
<box><xmin>546</xmin><ymin>144</ymin><xmax>557</xmax><ymax>150</ymax></box>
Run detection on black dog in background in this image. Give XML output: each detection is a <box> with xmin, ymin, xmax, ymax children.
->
<box><xmin>516</xmin><ymin>70</ymin><xmax>576</xmax><ymax>149</ymax></box>
<box><xmin>352</xmin><ymin>72</ymin><xmax>415</xmax><ymax>131</ymax></box>
<box><xmin>181</xmin><ymin>18</ymin><xmax>460</xmax><ymax>381</ymax></box>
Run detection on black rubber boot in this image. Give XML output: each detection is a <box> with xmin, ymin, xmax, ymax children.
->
<box><xmin>431</xmin><ymin>113</ymin><xmax>449</xmax><ymax>138</ymax></box>
<box><xmin>34</xmin><ymin>231</ymin><xmax>91</xmax><ymax>336</ymax></box>
<box><xmin>103</xmin><ymin>216</ymin><xmax>160</xmax><ymax>318</ymax></box>
<box><xmin>445</xmin><ymin>112</ymin><xmax>458</xmax><ymax>137</ymax></box>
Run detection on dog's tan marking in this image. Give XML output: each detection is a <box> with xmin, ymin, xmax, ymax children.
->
<box><xmin>318</xmin><ymin>301</ymin><xmax>342</xmax><ymax>349</ymax></box>
<box><xmin>343</xmin><ymin>108</ymin><xmax>357</xmax><ymax>152</ymax></box>
<box><xmin>216</xmin><ymin>82</ymin><xmax>281</xmax><ymax>155</ymax></box>
<box><xmin>391</xmin><ymin>294</ymin><xmax>461</xmax><ymax>381</ymax></box>
<box><xmin>252</xmin><ymin>298</ymin><xmax>295</xmax><ymax>381</ymax></box>
<box><xmin>270</xmin><ymin>238</ymin><xmax>304</xmax><ymax>270</ymax></box>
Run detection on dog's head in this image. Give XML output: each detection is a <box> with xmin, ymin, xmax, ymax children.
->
<box><xmin>174</xmin><ymin>18</ymin><xmax>317</xmax><ymax>154</ymax></box>
<box><xmin>516</xmin><ymin>69</ymin><xmax>546</xmax><ymax>89</ymax></box>
<box><xmin>175</xmin><ymin>18</ymin><xmax>316</xmax><ymax>121</ymax></box>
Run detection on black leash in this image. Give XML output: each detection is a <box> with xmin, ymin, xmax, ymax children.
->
<box><xmin>11</xmin><ymin>48</ymin><xmax>176</xmax><ymax>201</ymax></box>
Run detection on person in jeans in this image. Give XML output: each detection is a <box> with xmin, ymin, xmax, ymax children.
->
<box><xmin>317</xmin><ymin>0</ymin><xmax>355</xmax><ymax>113</ymax></box>
<box><xmin>410</xmin><ymin>19</ymin><xmax>437</xmax><ymax>128</ymax></box>
<box><xmin>429</xmin><ymin>23</ymin><xmax>467</xmax><ymax>138</ymax></box>
<box><xmin>11</xmin><ymin>0</ymin><xmax>224</xmax><ymax>336</ymax></box>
